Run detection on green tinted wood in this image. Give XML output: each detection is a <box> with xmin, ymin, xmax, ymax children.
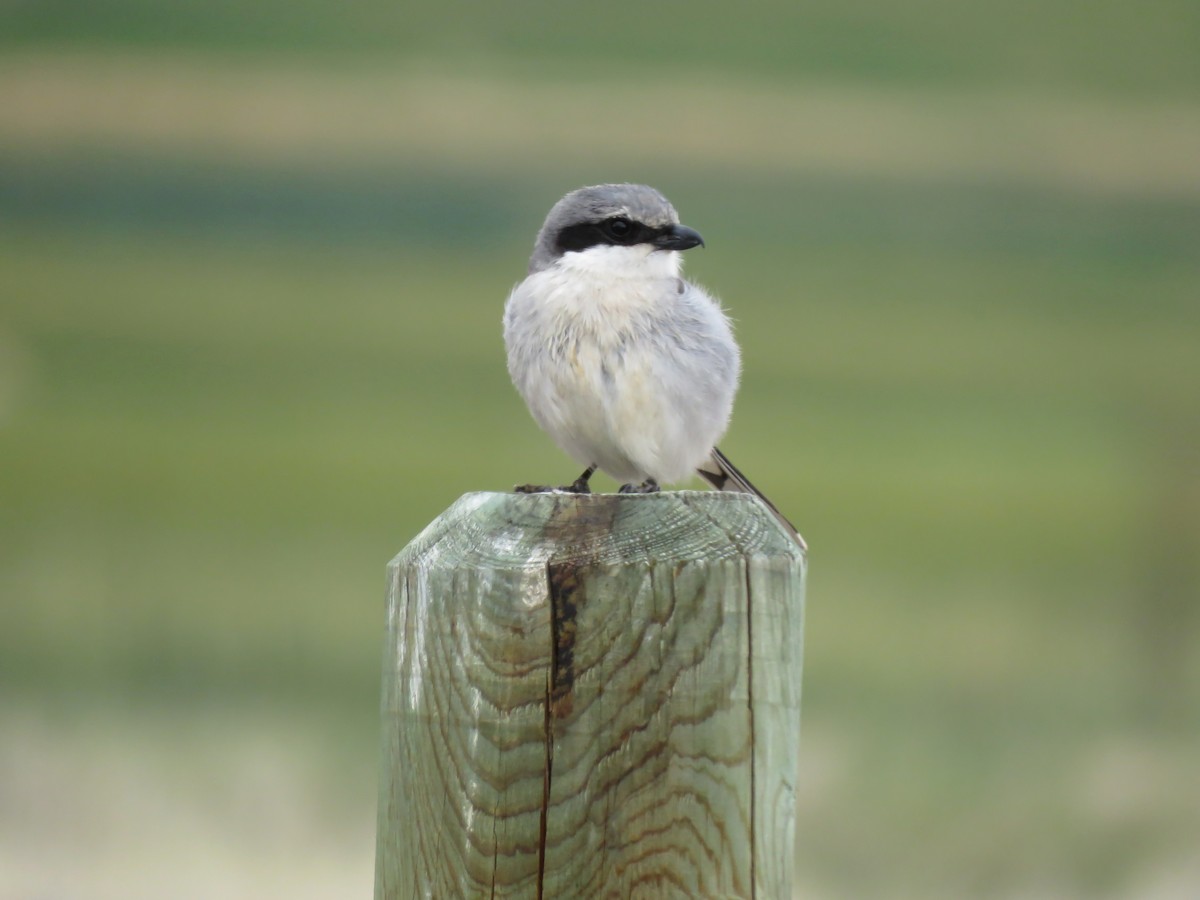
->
<box><xmin>376</xmin><ymin>491</ymin><xmax>805</xmax><ymax>899</ymax></box>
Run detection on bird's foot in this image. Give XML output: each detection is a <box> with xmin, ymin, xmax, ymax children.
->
<box><xmin>561</xmin><ymin>474</ymin><xmax>593</xmax><ymax>494</ymax></box>
<box><xmin>514</xmin><ymin>465</ymin><xmax>595</xmax><ymax>495</ymax></box>
<box><xmin>618</xmin><ymin>478</ymin><xmax>660</xmax><ymax>494</ymax></box>
<box><xmin>514</xmin><ymin>483</ymin><xmax>556</xmax><ymax>494</ymax></box>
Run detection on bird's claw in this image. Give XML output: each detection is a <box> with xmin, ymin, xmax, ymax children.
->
<box><xmin>513</xmin><ymin>483</ymin><xmax>555</xmax><ymax>494</ymax></box>
<box><xmin>562</xmin><ymin>475</ymin><xmax>592</xmax><ymax>494</ymax></box>
<box><xmin>618</xmin><ymin>479</ymin><xmax>660</xmax><ymax>494</ymax></box>
<box><xmin>515</xmin><ymin>465</ymin><xmax>595</xmax><ymax>495</ymax></box>
<box><xmin>513</xmin><ymin>479</ymin><xmax>592</xmax><ymax>495</ymax></box>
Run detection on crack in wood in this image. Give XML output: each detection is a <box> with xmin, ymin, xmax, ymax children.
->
<box><xmin>536</xmin><ymin>677</ymin><xmax>552</xmax><ymax>900</ymax></box>
<box><xmin>537</xmin><ymin>557</ymin><xmax>582</xmax><ymax>895</ymax></box>
<box><xmin>547</xmin><ymin>559</ymin><xmax>582</xmax><ymax>719</ymax></box>
<box><xmin>745</xmin><ymin>561</ymin><xmax>757</xmax><ymax>900</ymax></box>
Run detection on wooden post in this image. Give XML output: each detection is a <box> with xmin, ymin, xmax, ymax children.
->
<box><xmin>375</xmin><ymin>490</ymin><xmax>805</xmax><ymax>899</ymax></box>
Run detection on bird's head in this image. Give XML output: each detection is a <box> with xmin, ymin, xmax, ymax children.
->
<box><xmin>528</xmin><ymin>184</ymin><xmax>704</xmax><ymax>276</ymax></box>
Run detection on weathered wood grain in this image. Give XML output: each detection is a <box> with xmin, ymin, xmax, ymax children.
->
<box><xmin>375</xmin><ymin>491</ymin><xmax>806</xmax><ymax>899</ymax></box>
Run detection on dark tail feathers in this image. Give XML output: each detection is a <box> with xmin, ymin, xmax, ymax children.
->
<box><xmin>696</xmin><ymin>447</ymin><xmax>807</xmax><ymax>551</ymax></box>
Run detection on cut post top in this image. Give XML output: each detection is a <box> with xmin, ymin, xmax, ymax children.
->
<box><xmin>393</xmin><ymin>489</ymin><xmax>807</xmax><ymax>573</ymax></box>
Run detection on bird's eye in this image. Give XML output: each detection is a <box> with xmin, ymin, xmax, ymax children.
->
<box><xmin>604</xmin><ymin>217</ymin><xmax>634</xmax><ymax>240</ymax></box>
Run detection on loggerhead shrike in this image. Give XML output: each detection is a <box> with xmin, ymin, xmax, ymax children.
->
<box><xmin>504</xmin><ymin>183</ymin><xmax>805</xmax><ymax>549</ymax></box>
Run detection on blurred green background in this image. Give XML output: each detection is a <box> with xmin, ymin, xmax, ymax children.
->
<box><xmin>2</xmin><ymin>2</ymin><xmax>1198</xmax><ymax>897</ymax></box>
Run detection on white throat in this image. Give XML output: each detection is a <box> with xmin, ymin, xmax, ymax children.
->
<box><xmin>554</xmin><ymin>244</ymin><xmax>682</xmax><ymax>282</ymax></box>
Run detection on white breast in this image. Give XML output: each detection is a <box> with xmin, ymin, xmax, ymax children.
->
<box><xmin>504</xmin><ymin>245</ymin><xmax>740</xmax><ymax>485</ymax></box>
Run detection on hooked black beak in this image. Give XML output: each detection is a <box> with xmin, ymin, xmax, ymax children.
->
<box><xmin>653</xmin><ymin>223</ymin><xmax>705</xmax><ymax>252</ymax></box>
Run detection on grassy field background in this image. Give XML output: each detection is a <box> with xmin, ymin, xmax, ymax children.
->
<box><xmin>1</xmin><ymin>4</ymin><xmax>1198</xmax><ymax>897</ymax></box>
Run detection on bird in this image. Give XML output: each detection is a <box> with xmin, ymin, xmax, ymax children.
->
<box><xmin>503</xmin><ymin>183</ymin><xmax>805</xmax><ymax>549</ymax></box>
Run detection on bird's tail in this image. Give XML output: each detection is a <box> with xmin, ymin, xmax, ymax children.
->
<box><xmin>697</xmin><ymin>447</ymin><xmax>807</xmax><ymax>551</ymax></box>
